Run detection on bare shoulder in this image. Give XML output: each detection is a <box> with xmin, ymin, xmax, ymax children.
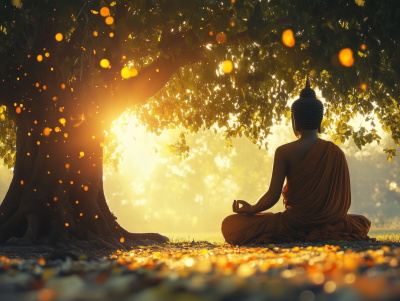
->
<box><xmin>275</xmin><ymin>141</ymin><xmax>298</xmax><ymax>158</ymax></box>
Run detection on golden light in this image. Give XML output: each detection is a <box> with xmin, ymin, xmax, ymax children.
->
<box><xmin>361</xmin><ymin>44</ymin><xmax>366</xmax><ymax>50</ymax></box>
<box><xmin>339</xmin><ymin>48</ymin><xmax>354</xmax><ymax>67</ymax></box>
<box><xmin>95</xmin><ymin>215</ymin><xmax>98</xmax><ymax>218</ymax></box>
<box><xmin>35</xmin><ymin>83</ymin><xmax>39</xmax><ymax>88</ymax></box>
<box><xmin>65</xmin><ymin>163</ymin><xmax>70</xmax><ymax>169</ymax></box>
<box><xmin>109</xmin><ymin>32</ymin><xmax>114</xmax><ymax>38</ymax></box>
<box><xmin>216</xmin><ymin>32</ymin><xmax>226</xmax><ymax>44</ymax></box>
<box><xmin>209</xmin><ymin>31</ymin><xmax>214</xmax><ymax>36</ymax></box>
<box><xmin>100</xmin><ymin>7</ymin><xmax>110</xmax><ymax>17</ymax></box>
<box><xmin>120</xmin><ymin>237</ymin><xmax>125</xmax><ymax>243</ymax></box>
<box><xmin>59</xmin><ymin>118</ymin><xmax>66</xmax><ymax>124</ymax></box>
<box><xmin>37</xmin><ymin>55</ymin><xmax>43</xmax><ymax>62</ymax></box>
<box><xmin>54</xmin><ymin>197</ymin><xmax>57</xmax><ymax>201</ymax></box>
<box><xmin>100</xmin><ymin>59</ymin><xmax>110</xmax><ymax>68</ymax></box>
<box><xmin>93</xmin><ymin>31</ymin><xmax>98</xmax><ymax>36</ymax></box>
<box><xmin>100</xmin><ymin>142</ymin><xmax>104</xmax><ymax>147</ymax></box>
<box><xmin>156</xmin><ymin>69</ymin><xmax>159</xmax><ymax>72</ymax></box>
<box><xmin>55</xmin><ymin>127</ymin><xmax>60</xmax><ymax>132</ymax></box>
<box><xmin>122</xmin><ymin>55</ymin><xmax>126</xmax><ymax>59</ymax></box>
<box><xmin>64</xmin><ymin>133</ymin><xmax>68</xmax><ymax>138</ymax></box>
<box><xmin>65</xmin><ymin>223</ymin><xmax>69</xmax><ymax>227</ymax></box>
<box><xmin>61</xmin><ymin>84</ymin><xmax>66</xmax><ymax>89</ymax></box>
<box><xmin>230</xmin><ymin>21</ymin><xmax>235</xmax><ymax>27</ymax></box>
<box><xmin>53</xmin><ymin>96</ymin><xmax>57</xmax><ymax>101</ymax></box>
<box><xmin>76</xmin><ymin>201</ymin><xmax>79</xmax><ymax>204</ymax></box>
<box><xmin>80</xmin><ymin>213</ymin><xmax>83</xmax><ymax>216</ymax></box>
<box><xmin>43</xmin><ymin>127</ymin><xmax>50</xmax><ymax>136</ymax></box>
<box><xmin>80</xmin><ymin>151</ymin><xmax>85</xmax><ymax>157</ymax></box>
<box><xmin>361</xmin><ymin>83</ymin><xmax>367</xmax><ymax>90</ymax></box>
<box><xmin>55</xmin><ymin>33</ymin><xmax>63</xmax><ymax>41</ymax></box>
<box><xmin>231</xmin><ymin>0</ymin><xmax>235</xmax><ymax>3</ymax></box>
<box><xmin>130</xmin><ymin>68</ymin><xmax>138</xmax><ymax>77</ymax></box>
<box><xmin>84</xmin><ymin>186</ymin><xmax>89</xmax><ymax>191</ymax></box>
<box><xmin>45</xmin><ymin>52</ymin><xmax>50</xmax><ymax>57</ymax></box>
<box><xmin>121</xmin><ymin>66</ymin><xmax>130</xmax><ymax>79</ymax></box>
<box><xmin>27</xmin><ymin>153</ymin><xmax>30</xmax><ymax>156</ymax></box>
<box><xmin>222</xmin><ymin>60</ymin><xmax>233</xmax><ymax>74</ymax></box>
<box><xmin>34</xmin><ymin>120</ymin><xmax>37</xmax><ymax>124</ymax></box>
<box><xmin>92</xmin><ymin>136</ymin><xmax>95</xmax><ymax>139</ymax></box>
<box><xmin>43</xmin><ymin>85</ymin><xmax>47</xmax><ymax>90</ymax></box>
<box><xmin>70</xmin><ymin>181</ymin><xmax>73</xmax><ymax>184</ymax></box>
<box><xmin>282</xmin><ymin>29</ymin><xmax>295</xmax><ymax>47</ymax></box>
<box><xmin>37</xmin><ymin>141</ymin><xmax>40</xmax><ymax>145</ymax></box>
<box><xmin>59</xmin><ymin>107</ymin><xmax>63</xmax><ymax>112</ymax></box>
<box><xmin>105</xmin><ymin>16</ymin><xmax>114</xmax><ymax>25</ymax></box>
<box><xmin>20</xmin><ymin>180</ymin><xmax>24</xmax><ymax>185</ymax></box>
<box><xmin>16</xmin><ymin>107</ymin><xmax>21</xmax><ymax>114</ymax></box>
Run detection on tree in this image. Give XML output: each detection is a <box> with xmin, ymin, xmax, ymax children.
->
<box><xmin>0</xmin><ymin>0</ymin><xmax>399</xmax><ymax>250</ymax></box>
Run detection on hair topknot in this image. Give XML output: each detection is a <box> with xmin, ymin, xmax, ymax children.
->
<box><xmin>291</xmin><ymin>75</ymin><xmax>324</xmax><ymax>130</ymax></box>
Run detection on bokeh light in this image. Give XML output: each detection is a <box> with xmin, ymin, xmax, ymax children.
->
<box><xmin>43</xmin><ymin>127</ymin><xmax>50</xmax><ymax>136</ymax></box>
<box><xmin>93</xmin><ymin>31</ymin><xmax>98</xmax><ymax>36</ymax></box>
<box><xmin>105</xmin><ymin>16</ymin><xmax>114</xmax><ymax>25</ymax></box>
<box><xmin>339</xmin><ymin>48</ymin><xmax>354</xmax><ymax>67</ymax></box>
<box><xmin>361</xmin><ymin>44</ymin><xmax>366</xmax><ymax>50</ymax></box>
<box><xmin>100</xmin><ymin>59</ymin><xmax>110</xmax><ymax>68</ymax></box>
<box><xmin>121</xmin><ymin>67</ymin><xmax>130</xmax><ymax>79</ymax></box>
<box><xmin>59</xmin><ymin>118</ymin><xmax>66</xmax><ymax>125</ymax></box>
<box><xmin>100</xmin><ymin>7</ymin><xmax>110</xmax><ymax>17</ymax></box>
<box><xmin>222</xmin><ymin>60</ymin><xmax>233</xmax><ymax>74</ymax></box>
<box><xmin>216</xmin><ymin>33</ymin><xmax>226</xmax><ymax>44</ymax></box>
<box><xmin>55</xmin><ymin>33</ymin><xmax>63</xmax><ymax>41</ymax></box>
<box><xmin>15</xmin><ymin>107</ymin><xmax>21</xmax><ymax>114</ymax></box>
<box><xmin>361</xmin><ymin>83</ymin><xmax>367</xmax><ymax>90</ymax></box>
<box><xmin>61</xmin><ymin>84</ymin><xmax>66</xmax><ymax>89</ymax></box>
<box><xmin>129</xmin><ymin>68</ymin><xmax>138</xmax><ymax>77</ymax></box>
<box><xmin>37</xmin><ymin>55</ymin><xmax>43</xmax><ymax>62</ymax></box>
<box><xmin>109</xmin><ymin>32</ymin><xmax>114</xmax><ymax>38</ymax></box>
<box><xmin>282</xmin><ymin>29</ymin><xmax>295</xmax><ymax>47</ymax></box>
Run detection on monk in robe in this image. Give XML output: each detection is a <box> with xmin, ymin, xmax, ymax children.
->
<box><xmin>221</xmin><ymin>77</ymin><xmax>371</xmax><ymax>245</ymax></box>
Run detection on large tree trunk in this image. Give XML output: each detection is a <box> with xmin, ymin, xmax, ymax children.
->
<box><xmin>0</xmin><ymin>100</ymin><xmax>167</xmax><ymax>252</ymax></box>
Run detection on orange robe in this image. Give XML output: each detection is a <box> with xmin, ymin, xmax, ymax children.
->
<box><xmin>221</xmin><ymin>139</ymin><xmax>371</xmax><ymax>245</ymax></box>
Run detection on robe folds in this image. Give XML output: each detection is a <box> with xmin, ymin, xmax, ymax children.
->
<box><xmin>221</xmin><ymin>138</ymin><xmax>371</xmax><ymax>245</ymax></box>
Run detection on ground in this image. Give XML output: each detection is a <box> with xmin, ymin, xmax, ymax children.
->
<box><xmin>1</xmin><ymin>235</ymin><xmax>400</xmax><ymax>301</ymax></box>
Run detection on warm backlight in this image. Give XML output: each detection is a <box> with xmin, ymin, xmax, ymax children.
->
<box><xmin>222</xmin><ymin>60</ymin><xmax>233</xmax><ymax>74</ymax></box>
<box><xmin>121</xmin><ymin>67</ymin><xmax>130</xmax><ymax>79</ymax></box>
<box><xmin>55</xmin><ymin>33</ymin><xmax>63</xmax><ymax>41</ymax></box>
<box><xmin>282</xmin><ymin>29</ymin><xmax>295</xmax><ymax>47</ymax></box>
<box><xmin>339</xmin><ymin>48</ymin><xmax>354</xmax><ymax>67</ymax></box>
<box><xmin>100</xmin><ymin>7</ymin><xmax>110</xmax><ymax>17</ymax></box>
<box><xmin>100</xmin><ymin>59</ymin><xmax>110</xmax><ymax>68</ymax></box>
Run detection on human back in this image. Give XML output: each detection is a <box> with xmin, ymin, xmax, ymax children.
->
<box><xmin>222</xmin><ymin>75</ymin><xmax>371</xmax><ymax>245</ymax></box>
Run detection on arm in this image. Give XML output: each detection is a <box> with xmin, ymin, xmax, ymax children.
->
<box><xmin>233</xmin><ymin>147</ymin><xmax>288</xmax><ymax>214</ymax></box>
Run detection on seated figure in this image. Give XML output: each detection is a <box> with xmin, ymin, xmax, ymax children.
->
<box><xmin>221</xmin><ymin>76</ymin><xmax>371</xmax><ymax>245</ymax></box>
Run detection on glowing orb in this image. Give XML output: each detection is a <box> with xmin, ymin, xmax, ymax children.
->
<box><xmin>100</xmin><ymin>59</ymin><xmax>110</xmax><ymax>68</ymax></box>
<box><xmin>65</xmin><ymin>163</ymin><xmax>70</xmax><ymax>169</ymax></box>
<box><xmin>282</xmin><ymin>29</ymin><xmax>295</xmax><ymax>47</ymax></box>
<box><xmin>339</xmin><ymin>48</ymin><xmax>354</xmax><ymax>67</ymax></box>
<box><xmin>121</xmin><ymin>66</ymin><xmax>130</xmax><ymax>79</ymax></box>
<box><xmin>105</xmin><ymin>16</ymin><xmax>114</xmax><ymax>25</ymax></box>
<box><xmin>43</xmin><ymin>127</ymin><xmax>50</xmax><ymax>136</ymax></box>
<box><xmin>209</xmin><ymin>31</ymin><xmax>214</xmax><ymax>36</ymax></box>
<box><xmin>54</xmin><ymin>197</ymin><xmax>57</xmax><ymax>201</ymax></box>
<box><xmin>120</xmin><ymin>237</ymin><xmax>125</xmax><ymax>243</ymax></box>
<box><xmin>130</xmin><ymin>68</ymin><xmax>138</xmax><ymax>77</ymax></box>
<box><xmin>109</xmin><ymin>32</ymin><xmax>114</xmax><ymax>38</ymax></box>
<box><xmin>59</xmin><ymin>118</ymin><xmax>66</xmax><ymax>124</ymax></box>
<box><xmin>84</xmin><ymin>186</ymin><xmax>89</xmax><ymax>191</ymax></box>
<box><xmin>20</xmin><ymin>180</ymin><xmax>24</xmax><ymax>185</ymax></box>
<box><xmin>55</xmin><ymin>33</ymin><xmax>63</xmax><ymax>41</ymax></box>
<box><xmin>216</xmin><ymin>32</ymin><xmax>226</xmax><ymax>44</ymax></box>
<box><xmin>361</xmin><ymin>83</ymin><xmax>367</xmax><ymax>90</ymax></box>
<box><xmin>361</xmin><ymin>44</ymin><xmax>366</xmax><ymax>50</ymax></box>
<box><xmin>61</xmin><ymin>84</ymin><xmax>66</xmax><ymax>89</ymax></box>
<box><xmin>222</xmin><ymin>60</ymin><xmax>233</xmax><ymax>74</ymax></box>
<box><xmin>64</xmin><ymin>133</ymin><xmax>68</xmax><ymax>138</ymax></box>
<box><xmin>37</xmin><ymin>55</ymin><xmax>43</xmax><ymax>62</ymax></box>
<box><xmin>16</xmin><ymin>107</ymin><xmax>21</xmax><ymax>114</ymax></box>
<box><xmin>55</xmin><ymin>127</ymin><xmax>60</xmax><ymax>132</ymax></box>
<box><xmin>100</xmin><ymin>7</ymin><xmax>110</xmax><ymax>17</ymax></box>
<box><xmin>45</xmin><ymin>52</ymin><xmax>50</xmax><ymax>57</ymax></box>
<box><xmin>80</xmin><ymin>151</ymin><xmax>84</xmax><ymax>157</ymax></box>
<box><xmin>65</xmin><ymin>223</ymin><xmax>69</xmax><ymax>227</ymax></box>
<box><xmin>93</xmin><ymin>31</ymin><xmax>98</xmax><ymax>36</ymax></box>
<box><xmin>35</xmin><ymin>83</ymin><xmax>39</xmax><ymax>87</ymax></box>
<box><xmin>230</xmin><ymin>22</ymin><xmax>235</xmax><ymax>27</ymax></box>
<box><xmin>53</xmin><ymin>96</ymin><xmax>57</xmax><ymax>101</ymax></box>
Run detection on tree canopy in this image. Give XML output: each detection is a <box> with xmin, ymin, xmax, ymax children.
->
<box><xmin>1</xmin><ymin>0</ymin><xmax>400</xmax><ymax>167</ymax></box>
